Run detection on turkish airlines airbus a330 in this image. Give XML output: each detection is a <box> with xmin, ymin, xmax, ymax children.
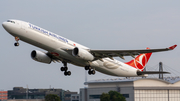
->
<box><xmin>2</xmin><ymin>19</ymin><xmax>177</xmax><ymax>77</ymax></box>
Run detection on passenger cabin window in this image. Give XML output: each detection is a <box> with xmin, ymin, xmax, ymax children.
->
<box><xmin>7</xmin><ymin>20</ymin><xmax>15</xmax><ymax>24</ymax></box>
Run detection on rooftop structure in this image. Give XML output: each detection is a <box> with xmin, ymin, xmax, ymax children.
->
<box><xmin>85</xmin><ymin>76</ymin><xmax>180</xmax><ymax>84</ymax></box>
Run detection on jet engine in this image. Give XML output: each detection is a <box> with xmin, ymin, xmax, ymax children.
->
<box><xmin>72</xmin><ymin>47</ymin><xmax>94</xmax><ymax>61</ymax></box>
<box><xmin>31</xmin><ymin>50</ymin><xmax>51</xmax><ymax>64</ymax></box>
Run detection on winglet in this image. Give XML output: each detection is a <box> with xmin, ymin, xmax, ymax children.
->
<box><xmin>169</xmin><ymin>44</ymin><xmax>177</xmax><ymax>50</ymax></box>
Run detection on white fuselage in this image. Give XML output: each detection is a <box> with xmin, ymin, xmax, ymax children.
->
<box><xmin>2</xmin><ymin>20</ymin><xmax>139</xmax><ymax>77</ymax></box>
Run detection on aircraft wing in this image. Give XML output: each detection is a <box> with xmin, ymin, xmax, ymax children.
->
<box><xmin>90</xmin><ymin>45</ymin><xmax>177</xmax><ymax>60</ymax></box>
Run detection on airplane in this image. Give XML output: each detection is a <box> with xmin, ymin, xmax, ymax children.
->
<box><xmin>2</xmin><ymin>19</ymin><xmax>177</xmax><ymax>77</ymax></box>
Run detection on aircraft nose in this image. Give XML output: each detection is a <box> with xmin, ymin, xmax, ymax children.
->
<box><xmin>2</xmin><ymin>21</ymin><xmax>13</xmax><ymax>34</ymax></box>
<box><xmin>2</xmin><ymin>22</ymin><xmax>8</xmax><ymax>29</ymax></box>
<box><xmin>2</xmin><ymin>21</ymin><xmax>12</xmax><ymax>32</ymax></box>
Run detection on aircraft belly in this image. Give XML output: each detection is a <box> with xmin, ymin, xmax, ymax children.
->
<box><xmin>52</xmin><ymin>48</ymin><xmax>89</xmax><ymax>67</ymax></box>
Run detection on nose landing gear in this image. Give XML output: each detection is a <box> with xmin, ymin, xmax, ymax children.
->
<box><xmin>14</xmin><ymin>37</ymin><xmax>19</xmax><ymax>46</ymax></box>
<box><xmin>14</xmin><ymin>42</ymin><xmax>19</xmax><ymax>46</ymax></box>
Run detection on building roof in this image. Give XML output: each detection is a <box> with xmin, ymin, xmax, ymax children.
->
<box><xmin>85</xmin><ymin>77</ymin><xmax>180</xmax><ymax>85</ymax></box>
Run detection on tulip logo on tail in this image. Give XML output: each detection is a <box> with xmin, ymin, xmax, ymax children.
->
<box><xmin>125</xmin><ymin>52</ymin><xmax>152</xmax><ymax>71</ymax></box>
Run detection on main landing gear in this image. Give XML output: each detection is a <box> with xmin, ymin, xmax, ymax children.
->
<box><xmin>14</xmin><ymin>37</ymin><xmax>19</xmax><ymax>46</ymax></box>
<box><xmin>60</xmin><ymin>62</ymin><xmax>71</xmax><ymax>76</ymax></box>
<box><xmin>85</xmin><ymin>66</ymin><xmax>95</xmax><ymax>75</ymax></box>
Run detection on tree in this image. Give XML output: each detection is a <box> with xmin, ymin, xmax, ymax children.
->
<box><xmin>100</xmin><ymin>91</ymin><xmax>126</xmax><ymax>101</ymax></box>
<box><xmin>100</xmin><ymin>93</ymin><xmax>110</xmax><ymax>101</ymax></box>
<box><xmin>45</xmin><ymin>94</ymin><xmax>61</xmax><ymax>101</ymax></box>
<box><xmin>108</xmin><ymin>91</ymin><xmax>126</xmax><ymax>101</ymax></box>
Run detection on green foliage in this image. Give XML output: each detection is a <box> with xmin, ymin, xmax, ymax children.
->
<box><xmin>100</xmin><ymin>91</ymin><xmax>126</xmax><ymax>101</ymax></box>
<box><xmin>100</xmin><ymin>93</ymin><xmax>110</xmax><ymax>101</ymax></box>
<box><xmin>45</xmin><ymin>94</ymin><xmax>61</xmax><ymax>101</ymax></box>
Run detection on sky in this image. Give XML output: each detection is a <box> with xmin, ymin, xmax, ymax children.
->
<box><xmin>0</xmin><ymin>0</ymin><xmax>180</xmax><ymax>92</ymax></box>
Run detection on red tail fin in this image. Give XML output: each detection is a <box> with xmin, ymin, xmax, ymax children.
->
<box><xmin>125</xmin><ymin>48</ymin><xmax>152</xmax><ymax>71</ymax></box>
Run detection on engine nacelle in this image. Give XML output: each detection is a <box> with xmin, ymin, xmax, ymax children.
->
<box><xmin>31</xmin><ymin>50</ymin><xmax>51</xmax><ymax>64</ymax></box>
<box><xmin>72</xmin><ymin>47</ymin><xmax>94</xmax><ymax>61</ymax></box>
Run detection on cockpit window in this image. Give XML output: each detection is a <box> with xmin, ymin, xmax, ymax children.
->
<box><xmin>7</xmin><ymin>20</ymin><xmax>15</xmax><ymax>24</ymax></box>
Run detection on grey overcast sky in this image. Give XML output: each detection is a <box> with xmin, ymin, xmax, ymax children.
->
<box><xmin>0</xmin><ymin>0</ymin><xmax>180</xmax><ymax>92</ymax></box>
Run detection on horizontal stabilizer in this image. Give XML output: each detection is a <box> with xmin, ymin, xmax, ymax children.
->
<box><xmin>137</xmin><ymin>71</ymin><xmax>170</xmax><ymax>75</ymax></box>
